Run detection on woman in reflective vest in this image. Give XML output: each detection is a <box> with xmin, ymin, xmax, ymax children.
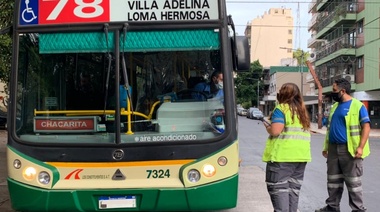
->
<box><xmin>261</xmin><ymin>83</ymin><xmax>311</xmax><ymax>212</ymax></box>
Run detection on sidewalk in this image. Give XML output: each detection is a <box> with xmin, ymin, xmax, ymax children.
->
<box><xmin>310</xmin><ymin>123</ymin><xmax>380</xmax><ymax>138</ymax></box>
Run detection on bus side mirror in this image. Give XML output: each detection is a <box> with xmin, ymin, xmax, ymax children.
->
<box><xmin>235</xmin><ymin>36</ymin><xmax>250</xmax><ymax>72</ymax></box>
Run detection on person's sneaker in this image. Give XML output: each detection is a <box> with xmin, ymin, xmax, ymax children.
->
<box><xmin>315</xmin><ymin>205</ymin><xmax>340</xmax><ymax>212</ymax></box>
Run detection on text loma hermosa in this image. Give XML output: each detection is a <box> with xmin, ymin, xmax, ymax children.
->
<box><xmin>128</xmin><ymin>11</ymin><xmax>210</xmax><ymax>21</ymax></box>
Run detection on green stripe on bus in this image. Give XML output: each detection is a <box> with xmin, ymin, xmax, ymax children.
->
<box><xmin>8</xmin><ymin>174</ymin><xmax>238</xmax><ymax>211</ymax></box>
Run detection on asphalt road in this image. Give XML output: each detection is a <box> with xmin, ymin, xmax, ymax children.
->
<box><xmin>1</xmin><ymin>116</ymin><xmax>379</xmax><ymax>212</ymax></box>
<box><xmin>0</xmin><ymin>130</ymin><xmax>12</xmax><ymax>212</ymax></box>
<box><xmin>0</xmin><ymin>128</ymin><xmax>273</xmax><ymax>212</ymax></box>
<box><xmin>239</xmin><ymin>116</ymin><xmax>380</xmax><ymax>212</ymax></box>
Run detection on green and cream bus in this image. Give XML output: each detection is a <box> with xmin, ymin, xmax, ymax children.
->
<box><xmin>7</xmin><ymin>0</ymin><xmax>249</xmax><ymax>211</ymax></box>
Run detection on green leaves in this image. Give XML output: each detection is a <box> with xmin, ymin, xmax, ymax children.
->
<box><xmin>0</xmin><ymin>0</ymin><xmax>14</xmax><ymax>85</ymax></box>
<box><xmin>234</xmin><ymin>60</ymin><xmax>263</xmax><ymax>108</ymax></box>
<box><xmin>292</xmin><ymin>49</ymin><xmax>310</xmax><ymax>66</ymax></box>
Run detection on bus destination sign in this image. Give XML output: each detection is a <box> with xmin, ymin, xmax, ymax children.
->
<box><xmin>19</xmin><ymin>0</ymin><xmax>219</xmax><ymax>25</ymax></box>
<box><xmin>34</xmin><ymin>116</ymin><xmax>97</xmax><ymax>133</ymax></box>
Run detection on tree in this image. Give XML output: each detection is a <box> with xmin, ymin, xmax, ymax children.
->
<box><xmin>0</xmin><ymin>0</ymin><xmax>14</xmax><ymax>85</ymax></box>
<box><xmin>292</xmin><ymin>48</ymin><xmax>310</xmax><ymax>66</ymax></box>
<box><xmin>234</xmin><ymin>60</ymin><xmax>263</xmax><ymax>108</ymax></box>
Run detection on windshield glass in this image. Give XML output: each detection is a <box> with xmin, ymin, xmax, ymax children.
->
<box><xmin>15</xmin><ymin>30</ymin><xmax>225</xmax><ymax>144</ymax></box>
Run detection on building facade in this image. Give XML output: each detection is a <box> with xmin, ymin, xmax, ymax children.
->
<box><xmin>245</xmin><ymin>8</ymin><xmax>294</xmax><ymax>67</ymax></box>
<box><xmin>261</xmin><ymin>66</ymin><xmax>311</xmax><ymax>116</ymax></box>
<box><xmin>308</xmin><ymin>0</ymin><xmax>380</xmax><ymax>128</ymax></box>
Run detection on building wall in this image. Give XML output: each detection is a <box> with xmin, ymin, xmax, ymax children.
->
<box><xmin>248</xmin><ymin>8</ymin><xmax>294</xmax><ymax>67</ymax></box>
<box><xmin>355</xmin><ymin>4</ymin><xmax>380</xmax><ymax>91</ymax></box>
<box><xmin>307</xmin><ymin>0</ymin><xmax>380</xmax><ymax>128</ymax></box>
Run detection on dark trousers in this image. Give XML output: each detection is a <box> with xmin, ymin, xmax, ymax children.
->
<box><xmin>325</xmin><ymin>143</ymin><xmax>366</xmax><ymax>212</ymax></box>
<box><xmin>265</xmin><ymin>162</ymin><xmax>307</xmax><ymax>212</ymax></box>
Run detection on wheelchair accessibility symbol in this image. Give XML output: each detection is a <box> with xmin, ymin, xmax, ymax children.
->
<box><xmin>22</xmin><ymin>0</ymin><xmax>37</xmax><ymax>23</ymax></box>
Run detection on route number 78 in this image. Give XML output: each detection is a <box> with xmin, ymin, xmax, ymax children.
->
<box><xmin>40</xmin><ymin>0</ymin><xmax>109</xmax><ymax>23</ymax></box>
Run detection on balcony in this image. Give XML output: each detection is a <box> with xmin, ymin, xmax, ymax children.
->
<box><xmin>309</xmin><ymin>0</ymin><xmax>317</xmax><ymax>13</ymax></box>
<box><xmin>315</xmin><ymin>2</ymin><xmax>357</xmax><ymax>38</ymax></box>
<box><xmin>307</xmin><ymin>35</ymin><xmax>327</xmax><ymax>49</ymax></box>
<box><xmin>308</xmin><ymin>13</ymin><xmax>319</xmax><ymax>31</ymax></box>
<box><xmin>320</xmin><ymin>76</ymin><xmax>356</xmax><ymax>92</ymax></box>
<box><xmin>315</xmin><ymin>62</ymin><xmax>356</xmax><ymax>91</ymax></box>
<box><xmin>315</xmin><ymin>35</ymin><xmax>355</xmax><ymax>63</ymax></box>
<box><xmin>316</xmin><ymin>0</ymin><xmax>331</xmax><ymax>12</ymax></box>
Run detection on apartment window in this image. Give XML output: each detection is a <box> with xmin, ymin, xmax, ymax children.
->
<box><xmin>288</xmin><ymin>29</ymin><xmax>292</xmax><ymax>34</ymax></box>
<box><xmin>287</xmin><ymin>49</ymin><xmax>292</xmax><ymax>53</ymax></box>
<box><xmin>349</xmin><ymin>31</ymin><xmax>356</xmax><ymax>47</ymax></box>
<box><xmin>329</xmin><ymin>67</ymin><xmax>335</xmax><ymax>77</ymax></box>
<box><xmin>357</xmin><ymin>56</ymin><xmax>364</xmax><ymax>69</ymax></box>
<box><xmin>348</xmin><ymin>2</ymin><xmax>356</xmax><ymax>12</ymax></box>
<box><xmin>357</xmin><ymin>20</ymin><xmax>363</xmax><ymax>34</ymax></box>
<box><xmin>288</xmin><ymin>39</ymin><xmax>292</xmax><ymax>44</ymax></box>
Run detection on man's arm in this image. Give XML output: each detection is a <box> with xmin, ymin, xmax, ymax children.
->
<box><xmin>355</xmin><ymin>122</ymin><xmax>370</xmax><ymax>158</ymax></box>
<box><xmin>355</xmin><ymin>104</ymin><xmax>371</xmax><ymax>158</ymax></box>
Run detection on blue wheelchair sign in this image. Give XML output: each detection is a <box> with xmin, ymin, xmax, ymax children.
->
<box><xmin>19</xmin><ymin>0</ymin><xmax>38</xmax><ymax>25</ymax></box>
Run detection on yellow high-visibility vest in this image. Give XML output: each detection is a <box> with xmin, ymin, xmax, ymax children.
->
<box><xmin>324</xmin><ymin>98</ymin><xmax>370</xmax><ymax>158</ymax></box>
<box><xmin>262</xmin><ymin>104</ymin><xmax>311</xmax><ymax>162</ymax></box>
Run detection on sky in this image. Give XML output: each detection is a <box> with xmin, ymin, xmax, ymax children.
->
<box><xmin>226</xmin><ymin>0</ymin><xmax>312</xmax><ymax>51</ymax></box>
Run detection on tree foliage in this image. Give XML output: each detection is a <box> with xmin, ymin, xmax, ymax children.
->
<box><xmin>292</xmin><ymin>48</ymin><xmax>310</xmax><ymax>66</ymax></box>
<box><xmin>234</xmin><ymin>60</ymin><xmax>263</xmax><ymax>108</ymax></box>
<box><xmin>0</xmin><ymin>0</ymin><xmax>14</xmax><ymax>85</ymax></box>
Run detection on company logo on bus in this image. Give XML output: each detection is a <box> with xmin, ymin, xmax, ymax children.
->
<box><xmin>64</xmin><ymin>169</ymin><xmax>83</xmax><ymax>180</ymax></box>
<box><xmin>112</xmin><ymin>149</ymin><xmax>124</xmax><ymax>160</ymax></box>
<box><xmin>64</xmin><ymin>169</ymin><xmax>112</xmax><ymax>180</ymax></box>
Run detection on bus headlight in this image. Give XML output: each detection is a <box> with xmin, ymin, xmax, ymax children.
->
<box><xmin>202</xmin><ymin>164</ymin><xmax>216</xmax><ymax>177</ymax></box>
<box><xmin>13</xmin><ymin>159</ymin><xmax>22</xmax><ymax>169</ymax></box>
<box><xmin>187</xmin><ymin>169</ymin><xmax>201</xmax><ymax>183</ymax></box>
<box><xmin>38</xmin><ymin>171</ymin><xmax>51</xmax><ymax>185</ymax></box>
<box><xmin>23</xmin><ymin>167</ymin><xmax>37</xmax><ymax>181</ymax></box>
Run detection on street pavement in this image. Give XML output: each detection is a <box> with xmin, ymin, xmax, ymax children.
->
<box><xmin>310</xmin><ymin>122</ymin><xmax>380</xmax><ymax>137</ymax></box>
<box><xmin>0</xmin><ymin>124</ymin><xmax>379</xmax><ymax>212</ymax></box>
<box><xmin>0</xmin><ymin>130</ymin><xmax>11</xmax><ymax>212</ymax></box>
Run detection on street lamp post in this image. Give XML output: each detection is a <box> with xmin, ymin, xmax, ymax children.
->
<box><xmin>257</xmin><ymin>80</ymin><xmax>259</xmax><ymax>108</ymax></box>
<box><xmin>246</xmin><ymin>78</ymin><xmax>261</xmax><ymax>108</ymax></box>
<box><xmin>300</xmin><ymin>52</ymin><xmax>304</xmax><ymax>95</ymax></box>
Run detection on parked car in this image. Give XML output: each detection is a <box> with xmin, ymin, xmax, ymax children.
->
<box><xmin>239</xmin><ymin>109</ymin><xmax>247</xmax><ymax>116</ymax></box>
<box><xmin>237</xmin><ymin>108</ymin><xmax>247</xmax><ymax>116</ymax></box>
<box><xmin>251</xmin><ymin>110</ymin><xmax>264</xmax><ymax>120</ymax></box>
<box><xmin>246</xmin><ymin>107</ymin><xmax>263</xmax><ymax>119</ymax></box>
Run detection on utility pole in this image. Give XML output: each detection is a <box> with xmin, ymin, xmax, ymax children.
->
<box><xmin>246</xmin><ymin>78</ymin><xmax>261</xmax><ymax>108</ymax></box>
<box><xmin>257</xmin><ymin>80</ymin><xmax>259</xmax><ymax>108</ymax></box>
<box><xmin>301</xmin><ymin>50</ymin><xmax>304</xmax><ymax>96</ymax></box>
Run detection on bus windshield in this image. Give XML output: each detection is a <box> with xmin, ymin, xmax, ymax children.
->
<box><xmin>16</xmin><ymin>30</ymin><xmax>226</xmax><ymax>144</ymax></box>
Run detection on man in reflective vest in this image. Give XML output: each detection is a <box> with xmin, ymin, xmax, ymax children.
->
<box><xmin>316</xmin><ymin>78</ymin><xmax>370</xmax><ymax>212</ymax></box>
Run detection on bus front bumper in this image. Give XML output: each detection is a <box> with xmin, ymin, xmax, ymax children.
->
<box><xmin>7</xmin><ymin>174</ymin><xmax>238</xmax><ymax>212</ymax></box>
